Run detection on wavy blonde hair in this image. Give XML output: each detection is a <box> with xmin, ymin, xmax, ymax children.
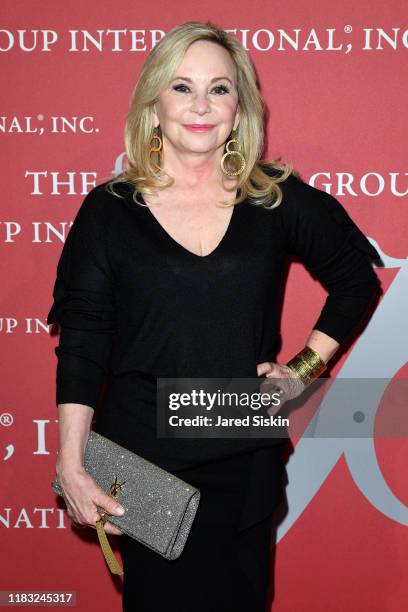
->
<box><xmin>106</xmin><ymin>20</ymin><xmax>298</xmax><ymax>209</ymax></box>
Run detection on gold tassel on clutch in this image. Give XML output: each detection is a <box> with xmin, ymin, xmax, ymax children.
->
<box><xmin>95</xmin><ymin>476</ymin><xmax>126</xmax><ymax>576</ymax></box>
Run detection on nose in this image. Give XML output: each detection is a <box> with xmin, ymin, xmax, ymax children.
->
<box><xmin>191</xmin><ymin>91</ymin><xmax>211</xmax><ymax>115</ymax></box>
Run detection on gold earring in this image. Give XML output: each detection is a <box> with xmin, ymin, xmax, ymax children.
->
<box><xmin>149</xmin><ymin>126</ymin><xmax>163</xmax><ymax>168</ymax></box>
<box><xmin>220</xmin><ymin>130</ymin><xmax>246</xmax><ymax>176</ymax></box>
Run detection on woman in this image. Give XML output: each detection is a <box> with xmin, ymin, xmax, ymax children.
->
<box><xmin>47</xmin><ymin>21</ymin><xmax>381</xmax><ymax>612</ymax></box>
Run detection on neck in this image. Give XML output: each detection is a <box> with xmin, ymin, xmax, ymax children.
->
<box><xmin>159</xmin><ymin>138</ymin><xmax>235</xmax><ymax>190</ymax></box>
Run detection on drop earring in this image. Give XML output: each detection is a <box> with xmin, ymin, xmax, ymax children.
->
<box><xmin>220</xmin><ymin>130</ymin><xmax>246</xmax><ymax>176</ymax></box>
<box><xmin>149</xmin><ymin>125</ymin><xmax>163</xmax><ymax>168</ymax></box>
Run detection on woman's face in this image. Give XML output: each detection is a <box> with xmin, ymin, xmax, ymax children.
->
<box><xmin>153</xmin><ymin>40</ymin><xmax>240</xmax><ymax>159</ymax></box>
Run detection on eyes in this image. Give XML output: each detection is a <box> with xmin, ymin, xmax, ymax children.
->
<box><xmin>172</xmin><ymin>83</ymin><xmax>230</xmax><ymax>95</ymax></box>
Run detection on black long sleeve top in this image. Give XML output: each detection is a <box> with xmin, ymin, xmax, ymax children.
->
<box><xmin>46</xmin><ymin>169</ymin><xmax>381</xmax><ymax>470</ymax></box>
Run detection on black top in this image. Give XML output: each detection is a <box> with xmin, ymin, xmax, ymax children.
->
<box><xmin>46</xmin><ymin>169</ymin><xmax>381</xmax><ymax>470</ymax></box>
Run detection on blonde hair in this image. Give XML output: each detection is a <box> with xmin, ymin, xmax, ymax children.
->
<box><xmin>106</xmin><ymin>20</ymin><xmax>298</xmax><ymax>210</ymax></box>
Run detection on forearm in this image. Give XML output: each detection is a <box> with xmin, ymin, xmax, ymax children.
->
<box><xmin>56</xmin><ymin>403</ymin><xmax>94</xmax><ymax>475</ymax></box>
<box><xmin>305</xmin><ymin>328</ymin><xmax>340</xmax><ymax>364</ymax></box>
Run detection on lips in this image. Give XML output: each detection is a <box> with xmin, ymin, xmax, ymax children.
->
<box><xmin>183</xmin><ymin>124</ymin><xmax>215</xmax><ymax>131</ymax></box>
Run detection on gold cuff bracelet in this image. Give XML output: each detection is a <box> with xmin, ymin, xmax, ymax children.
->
<box><xmin>286</xmin><ymin>346</ymin><xmax>327</xmax><ymax>386</ymax></box>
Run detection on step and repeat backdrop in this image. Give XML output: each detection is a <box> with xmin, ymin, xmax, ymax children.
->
<box><xmin>1</xmin><ymin>1</ymin><xmax>407</xmax><ymax>610</ymax></box>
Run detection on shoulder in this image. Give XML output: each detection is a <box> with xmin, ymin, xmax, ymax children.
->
<box><xmin>80</xmin><ymin>179</ymin><xmax>132</xmax><ymax>209</ymax></box>
<box><xmin>273</xmin><ymin>171</ymin><xmax>381</xmax><ymax>261</ymax></box>
<box><xmin>272</xmin><ymin>171</ymin><xmax>344</xmax><ymax>222</ymax></box>
<box><xmin>256</xmin><ymin>163</ymin><xmax>335</xmax><ymax>217</ymax></box>
<box><xmin>73</xmin><ymin>179</ymin><xmax>133</xmax><ymax>227</ymax></box>
<box><xmin>278</xmin><ymin>171</ymin><xmax>330</xmax><ymax>205</ymax></box>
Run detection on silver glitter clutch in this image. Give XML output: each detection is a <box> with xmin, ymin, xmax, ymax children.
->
<box><xmin>51</xmin><ymin>430</ymin><xmax>201</xmax><ymax>575</ymax></box>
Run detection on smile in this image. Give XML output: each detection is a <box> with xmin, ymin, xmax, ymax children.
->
<box><xmin>183</xmin><ymin>124</ymin><xmax>215</xmax><ymax>132</ymax></box>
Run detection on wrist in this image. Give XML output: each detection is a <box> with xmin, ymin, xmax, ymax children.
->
<box><xmin>56</xmin><ymin>452</ymin><xmax>86</xmax><ymax>476</ymax></box>
<box><xmin>285</xmin><ymin>346</ymin><xmax>327</xmax><ymax>386</ymax></box>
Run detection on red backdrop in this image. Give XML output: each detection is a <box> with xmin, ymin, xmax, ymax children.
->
<box><xmin>1</xmin><ymin>1</ymin><xmax>407</xmax><ymax>610</ymax></box>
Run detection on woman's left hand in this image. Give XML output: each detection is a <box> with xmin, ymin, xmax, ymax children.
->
<box><xmin>257</xmin><ymin>361</ymin><xmax>305</xmax><ymax>415</ymax></box>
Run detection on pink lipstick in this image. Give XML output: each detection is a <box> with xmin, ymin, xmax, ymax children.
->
<box><xmin>183</xmin><ymin>124</ymin><xmax>215</xmax><ymax>132</ymax></box>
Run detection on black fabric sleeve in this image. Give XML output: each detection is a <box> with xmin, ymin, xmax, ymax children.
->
<box><xmin>280</xmin><ymin>175</ymin><xmax>382</xmax><ymax>345</ymax></box>
<box><xmin>46</xmin><ymin>186</ymin><xmax>117</xmax><ymax>408</ymax></box>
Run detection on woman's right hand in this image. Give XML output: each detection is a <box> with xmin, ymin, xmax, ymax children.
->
<box><xmin>57</xmin><ymin>465</ymin><xmax>125</xmax><ymax>535</ymax></box>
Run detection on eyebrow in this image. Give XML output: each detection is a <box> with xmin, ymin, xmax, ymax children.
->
<box><xmin>171</xmin><ymin>76</ymin><xmax>234</xmax><ymax>85</ymax></box>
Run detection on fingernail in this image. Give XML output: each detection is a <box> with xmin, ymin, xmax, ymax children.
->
<box><xmin>116</xmin><ymin>505</ymin><xmax>125</xmax><ymax>515</ymax></box>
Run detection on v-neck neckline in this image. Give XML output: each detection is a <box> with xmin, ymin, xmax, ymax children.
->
<box><xmin>140</xmin><ymin>191</ymin><xmax>244</xmax><ymax>260</ymax></box>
